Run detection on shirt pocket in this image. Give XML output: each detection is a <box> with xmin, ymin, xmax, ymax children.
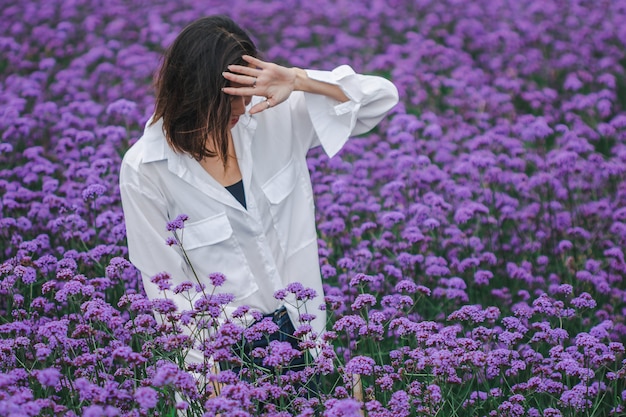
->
<box><xmin>181</xmin><ymin>212</ymin><xmax>256</xmax><ymax>300</ymax></box>
<box><xmin>261</xmin><ymin>157</ymin><xmax>316</xmax><ymax>257</ymax></box>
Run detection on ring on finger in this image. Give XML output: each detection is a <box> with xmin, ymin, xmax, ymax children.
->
<box><xmin>251</xmin><ymin>77</ymin><xmax>257</xmax><ymax>88</ymax></box>
<box><xmin>266</xmin><ymin>99</ymin><xmax>271</xmax><ymax>109</ymax></box>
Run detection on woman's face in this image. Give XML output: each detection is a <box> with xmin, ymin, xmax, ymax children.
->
<box><xmin>229</xmin><ymin>92</ymin><xmax>252</xmax><ymax>127</ymax></box>
<box><xmin>227</xmin><ymin>63</ymin><xmax>255</xmax><ymax>127</ymax></box>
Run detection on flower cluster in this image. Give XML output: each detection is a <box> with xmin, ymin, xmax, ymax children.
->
<box><xmin>2</xmin><ymin>0</ymin><xmax>626</xmax><ymax>415</ymax></box>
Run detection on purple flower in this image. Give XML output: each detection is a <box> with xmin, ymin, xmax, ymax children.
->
<box><xmin>351</xmin><ymin>294</ymin><xmax>377</xmax><ymax>310</ymax></box>
<box><xmin>604</xmin><ymin>247</ymin><xmax>625</xmax><ymax>263</ymax></box>
<box><xmin>244</xmin><ymin>318</ymin><xmax>279</xmax><ymax>341</ymax></box>
<box><xmin>416</xmin><ymin>285</ymin><xmax>432</xmax><ymax>296</ymax></box>
<box><xmin>274</xmin><ymin>289</ymin><xmax>288</xmax><ymax>300</ymax></box>
<box><xmin>2</xmin><ymin>2</ymin><xmax>626</xmax><ymax>415</ymax></box>
<box><xmin>152</xmin><ymin>298</ymin><xmax>178</xmax><ymax>314</ymax></box>
<box><xmin>551</xmin><ymin>284</ymin><xmax>573</xmax><ymax>295</ymax></box>
<box><xmin>34</xmin><ymin>368</ymin><xmax>61</xmax><ymax>387</ymax></box>
<box><xmin>166</xmin><ymin>214</ymin><xmax>189</xmax><ymax>231</ymax></box>
<box><xmin>349</xmin><ymin>273</ymin><xmax>376</xmax><ymax>287</ymax></box>
<box><xmin>422</xmin><ymin>218</ymin><xmax>441</xmax><ymax>230</ymax></box>
<box><xmin>380</xmin><ymin>211</ymin><xmax>405</xmax><ymax>228</ymax></box>
<box><xmin>134</xmin><ymin>386</ymin><xmax>158</xmax><ymax>409</ymax></box>
<box><xmin>345</xmin><ymin>356</ymin><xmax>376</xmax><ymax>376</ymax></box>
<box><xmin>322</xmin><ymin>264</ymin><xmax>337</xmax><ymax>278</ymax></box>
<box><xmin>394</xmin><ymin>279</ymin><xmax>418</xmax><ymax>293</ymax></box>
<box><xmin>13</xmin><ymin>265</ymin><xmax>37</xmax><ymax>285</ymax></box>
<box><xmin>106</xmin><ymin>98</ymin><xmax>137</xmax><ymax>116</ymax></box>
<box><xmin>556</xmin><ymin>239</ymin><xmax>573</xmax><ymax>253</ymax></box>
<box><xmin>388</xmin><ymin>390</ymin><xmax>410</xmax><ymax>417</ymax></box>
<box><xmin>263</xmin><ymin>340</ymin><xmax>301</xmax><ymax>367</ymax></box>
<box><xmin>426</xmin><ymin>384</ymin><xmax>443</xmax><ymax>404</ymax></box>
<box><xmin>285</xmin><ymin>282</ymin><xmax>317</xmax><ymax>300</ymax></box>
<box><xmin>447</xmin><ymin>305</ymin><xmax>486</xmax><ymax>323</ymax></box>
<box><xmin>209</xmin><ymin>272</ymin><xmax>226</xmax><ymax>287</ymax></box>
<box><xmin>571</xmin><ymin>292</ymin><xmax>597</xmax><ymax>309</ymax></box>
<box><xmin>81</xmin><ymin>183</ymin><xmax>107</xmax><ymax>201</ymax></box>
<box><xmin>151</xmin><ymin>362</ymin><xmax>183</xmax><ymax>387</ymax></box>
<box><xmin>83</xmin><ymin>405</ymin><xmax>106</xmax><ymax>417</ymax></box>
<box><xmin>194</xmin><ymin>293</ymin><xmax>234</xmax><ymax>316</ymax></box>
<box><xmin>172</xmin><ymin>281</ymin><xmax>194</xmax><ymax>294</ymax></box>
<box><xmin>323</xmin><ymin>398</ymin><xmax>362</xmax><ymax>417</ymax></box>
<box><xmin>498</xmin><ymin>400</ymin><xmax>525</xmax><ymax>417</ymax></box>
<box><xmin>298</xmin><ymin>313</ymin><xmax>316</xmax><ymax>323</ymax></box>
<box><xmin>150</xmin><ymin>271</ymin><xmax>171</xmax><ymax>291</ymax></box>
<box><xmin>560</xmin><ymin>384</ymin><xmax>592</xmax><ymax>411</ymax></box>
<box><xmin>334</xmin><ymin>315</ymin><xmax>367</xmax><ymax>334</ymax></box>
<box><xmin>474</xmin><ymin>270</ymin><xmax>493</xmax><ymax>285</ymax></box>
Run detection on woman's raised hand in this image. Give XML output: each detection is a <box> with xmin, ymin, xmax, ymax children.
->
<box><xmin>222</xmin><ymin>55</ymin><xmax>301</xmax><ymax>115</ymax></box>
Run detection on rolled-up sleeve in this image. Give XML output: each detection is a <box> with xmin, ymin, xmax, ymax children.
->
<box><xmin>300</xmin><ymin>65</ymin><xmax>399</xmax><ymax>158</ymax></box>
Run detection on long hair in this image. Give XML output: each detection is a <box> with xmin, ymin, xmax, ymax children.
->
<box><xmin>152</xmin><ymin>16</ymin><xmax>258</xmax><ymax>164</ymax></box>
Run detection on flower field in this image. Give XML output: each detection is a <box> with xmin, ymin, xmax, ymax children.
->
<box><xmin>2</xmin><ymin>0</ymin><xmax>626</xmax><ymax>415</ymax></box>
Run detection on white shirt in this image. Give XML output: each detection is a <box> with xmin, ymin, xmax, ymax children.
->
<box><xmin>119</xmin><ymin>65</ymin><xmax>398</xmax><ymax>358</ymax></box>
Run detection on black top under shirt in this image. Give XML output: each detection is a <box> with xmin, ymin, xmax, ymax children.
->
<box><xmin>225</xmin><ymin>179</ymin><xmax>246</xmax><ymax>209</ymax></box>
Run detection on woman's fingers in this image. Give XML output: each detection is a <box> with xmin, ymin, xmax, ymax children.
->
<box><xmin>241</xmin><ymin>54</ymin><xmax>265</xmax><ymax>68</ymax></box>
<box><xmin>222</xmin><ymin>71</ymin><xmax>256</xmax><ymax>85</ymax></box>
<box><xmin>226</xmin><ymin>55</ymin><xmax>267</xmax><ymax>81</ymax></box>
<box><xmin>248</xmin><ymin>99</ymin><xmax>272</xmax><ymax>115</ymax></box>
<box><xmin>222</xmin><ymin>71</ymin><xmax>258</xmax><ymax>98</ymax></box>
<box><xmin>222</xmin><ymin>86</ymin><xmax>256</xmax><ymax>97</ymax></box>
<box><xmin>222</xmin><ymin>56</ymin><xmax>293</xmax><ymax>114</ymax></box>
<box><xmin>226</xmin><ymin>64</ymin><xmax>260</xmax><ymax>77</ymax></box>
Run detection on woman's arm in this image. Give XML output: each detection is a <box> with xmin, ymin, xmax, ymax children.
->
<box><xmin>224</xmin><ymin>55</ymin><xmax>399</xmax><ymax>157</ymax></box>
<box><xmin>292</xmin><ymin>67</ymin><xmax>349</xmax><ymax>103</ymax></box>
<box><xmin>222</xmin><ymin>55</ymin><xmax>350</xmax><ymax>113</ymax></box>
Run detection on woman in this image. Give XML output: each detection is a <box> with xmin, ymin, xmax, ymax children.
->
<box><xmin>119</xmin><ymin>15</ymin><xmax>398</xmax><ymax>372</ymax></box>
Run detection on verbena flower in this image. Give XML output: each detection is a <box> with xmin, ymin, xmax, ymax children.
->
<box><xmin>166</xmin><ymin>214</ymin><xmax>189</xmax><ymax>231</ymax></box>
<box><xmin>2</xmin><ymin>1</ymin><xmax>626</xmax><ymax>415</ymax></box>
<box><xmin>209</xmin><ymin>272</ymin><xmax>226</xmax><ymax>287</ymax></box>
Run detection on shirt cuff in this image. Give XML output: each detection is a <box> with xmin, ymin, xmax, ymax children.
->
<box><xmin>305</xmin><ymin>65</ymin><xmax>365</xmax><ymax>105</ymax></box>
<box><xmin>304</xmin><ymin>66</ymin><xmax>363</xmax><ymax>158</ymax></box>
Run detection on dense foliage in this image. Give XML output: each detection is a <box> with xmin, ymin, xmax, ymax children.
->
<box><xmin>1</xmin><ymin>0</ymin><xmax>625</xmax><ymax>416</ymax></box>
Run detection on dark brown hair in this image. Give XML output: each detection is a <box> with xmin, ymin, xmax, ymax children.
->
<box><xmin>152</xmin><ymin>16</ymin><xmax>258</xmax><ymax>164</ymax></box>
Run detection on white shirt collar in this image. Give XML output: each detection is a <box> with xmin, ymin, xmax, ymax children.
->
<box><xmin>139</xmin><ymin>111</ymin><xmax>258</xmax><ymax>212</ymax></box>
<box><xmin>140</xmin><ymin>105</ymin><xmax>258</xmax><ymax>164</ymax></box>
